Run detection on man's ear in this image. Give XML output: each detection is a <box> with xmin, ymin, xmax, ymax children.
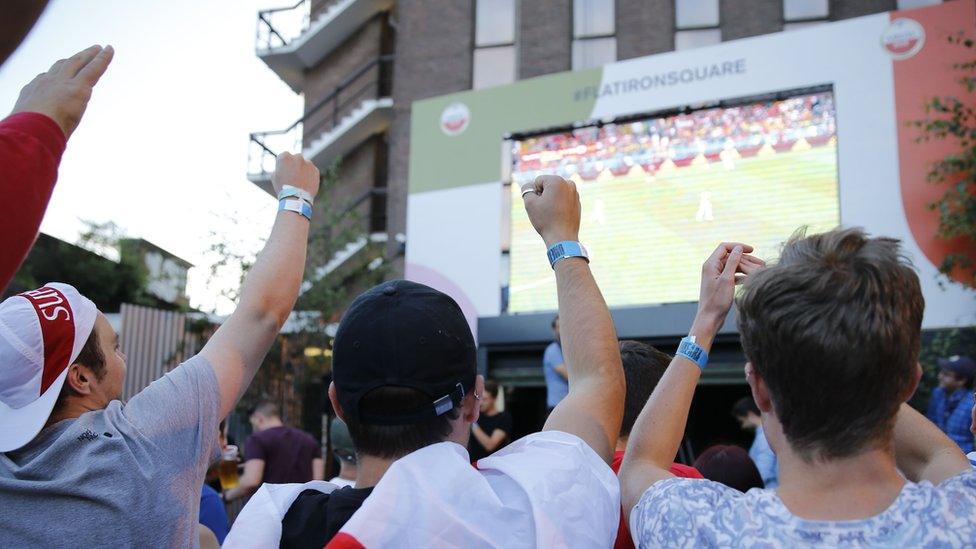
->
<box><xmin>64</xmin><ymin>363</ymin><xmax>94</xmax><ymax>396</ymax></box>
<box><xmin>745</xmin><ymin>362</ymin><xmax>773</xmax><ymax>414</ymax></box>
<box><xmin>328</xmin><ymin>381</ymin><xmax>347</xmax><ymax>422</ymax></box>
<box><xmin>462</xmin><ymin>375</ymin><xmax>485</xmax><ymax>423</ymax></box>
<box><xmin>902</xmin><ymin>363</ymin><xmax>922</xmax><ymax>403</ymax></box>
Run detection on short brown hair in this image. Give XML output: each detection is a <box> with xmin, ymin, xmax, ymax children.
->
<box><xmin>736</xmin><ymin>228</ymin><xmax>923</xmax><ymax>460</ymax></box>
<box><xmin>344</xmin><ymin>386</ymin><xmax>458</xmax><ymax>459</ymax></box>
<box><xmin>619</xmin><ymin>340</ymin><xmax>671</xmax><ymax>438</ymax></box>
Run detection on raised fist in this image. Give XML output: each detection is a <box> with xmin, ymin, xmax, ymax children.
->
<box><xmin>11</xmin><ymin>45</ymin><xmax>114</xmax><ymax>140</ymax></box>
<box><xmin>272</xmin><ymin>152</ymin><xmax>320</xmax><ymax>199</ymax></box>
<box><xmin>521</xmin><ymin>175</ymin><xmax>581</xmax><ymax>248</ymax></box>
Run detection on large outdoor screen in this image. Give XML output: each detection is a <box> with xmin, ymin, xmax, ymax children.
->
<box><xmin>505</xmin><ymin>90</ymin><xmax>839</xmax><ymax>313</ymax></box>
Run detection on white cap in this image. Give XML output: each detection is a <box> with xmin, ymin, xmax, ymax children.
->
<box><xmin>0</xmin><ymin>283</ymin><xmax>97</xmax><ymax>452</ymax></box>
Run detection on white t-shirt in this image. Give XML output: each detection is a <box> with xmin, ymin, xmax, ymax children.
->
<box><xmin>336</xmin><ymin>430</ymin><xmax>619</xmax><ymax>548</ymax></box>
<box><xmin>630</xmin><ymin>471</ymin><xmax>976</xmax><ymax>548</ymax></box>
<box><xmin>328</xmin><ymin>475</ymin><xmax>355</xmax><ymax>488</ymax></box>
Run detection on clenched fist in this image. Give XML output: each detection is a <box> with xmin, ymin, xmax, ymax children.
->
<box><xmin>11</xmin><ymin>45</ymin><xmax>114</xmax><ymax>140</ymax></box>
<box><xmin>521</xmin><ymin>175</ymin><xmax>581</xmax><ymax>248</ymax></box>
<box><xmin>272</xmin><ymin>152</ymin><xmax>320</xmax><ymax>199</ymax></box>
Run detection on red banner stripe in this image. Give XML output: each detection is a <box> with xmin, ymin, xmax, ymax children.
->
<box><xmin>18</xmin><ymin>287</ymin><xmax>76</xmax><ymax>395</ymax></box>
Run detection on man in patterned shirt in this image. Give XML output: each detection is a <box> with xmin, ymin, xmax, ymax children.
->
<box><xmin>619</xmin><ymin>229</ymin><xmax>976</xmax><ymax>547</ymax></box>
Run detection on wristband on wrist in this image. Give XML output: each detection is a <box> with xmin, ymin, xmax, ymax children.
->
<box><xmin>279</xmin><ymin>198</ymin><xmax>313</xmax><ymax>221</ymax></box>
<box><xmin>677</xmin><ymin>335</ymin><xmax>709</xmax><ymax>370</ymax></box>
<box><xmin>546</xmin><ymin>241</ymin><xmax>589</xmax><ymax>269</ymax></box>
<box><xmin>277</xmin><ymin>185</ymin><xmax>314</xmax><ymax>205</ymax></box>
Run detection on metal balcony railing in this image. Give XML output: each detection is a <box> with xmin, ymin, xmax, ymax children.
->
<box><xmin>256</xmin><ymin>0</ymin><xmax>311</xmax><ymax>50</ymax></box>
<box><xmin>247</xmin><ymin>54</ymin><xmax>394</xmax><ymax>178</ymax></box>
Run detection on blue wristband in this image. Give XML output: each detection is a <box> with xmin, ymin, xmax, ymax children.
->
<box><xmin>279</xmin><ymin>198</ymin><xmax>312</xmax><ymax>221</ymax></box>
<box><xmin>277</xmin><ymin>185</ymin><xmax>314</xmax><ymax>205</ymax></box>
<box><xmin>546</xmin><ymin>241</ymin><xmax>589</xmax><ymax>269</ymax></box>
<box><xmin>677</xmin><ymin>336</ymin><xmax>708</xmax><ymax>370</ymax></box>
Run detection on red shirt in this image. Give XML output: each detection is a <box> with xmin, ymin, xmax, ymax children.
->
<box><xmin>0</xmin><ymin>112</ymin><xmax>66</xmax><ymax>292</ymax></box>
<box><xmin>611</xmin><ymin>449</ymin><xmax>703</xmax><ymax>549</ymax></box>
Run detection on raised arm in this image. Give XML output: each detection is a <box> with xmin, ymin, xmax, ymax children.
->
<box><xmin>893</xmin><ymin>402</ymin><xmax>970</xmax><ymax>484</ymax></box>
<box><xmin>201</xmin><ymin>153</ymin><xmax>319</xmax><ymax>418</ymax></box>
<box><xmin>619</xmin><ymin>243</ymin><xmax>763</xmax><ymax>514</ymax></box>
<box><xmin>522</xmin><ymin>175</ymin><xmax>624</xmax><ymax>463</ymax></box>
<box><xmin>1</xmin><ymin>45</ymin><xmax>113</xmax><ymax>291</ymax></box>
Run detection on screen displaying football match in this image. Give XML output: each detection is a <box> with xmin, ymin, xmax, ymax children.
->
<box><xmin>505</xmin><ymin>90</ymin><xmax>840</xmax><ymax>313</ymax></box>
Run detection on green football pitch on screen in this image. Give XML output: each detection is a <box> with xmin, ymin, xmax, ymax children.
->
<box><xmin>505</xmin><ymin>92</ymin><xmax>840</xmax><ymax>313</ymax></box>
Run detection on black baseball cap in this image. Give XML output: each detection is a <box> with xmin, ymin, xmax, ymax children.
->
<box><xmin>332</xmin><ymin>280</ymin><xmax>477</xmax><ymax>425</ymax></box>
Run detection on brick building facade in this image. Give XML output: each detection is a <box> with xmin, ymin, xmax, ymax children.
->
<box><xmin>248</xmin><ymin>0</ymin><xmax>938</xmax><ymax>296</ymax></box>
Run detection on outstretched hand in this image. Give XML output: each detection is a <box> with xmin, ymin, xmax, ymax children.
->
<box><xmin>695</xmin><ymin>242</ymin><xmax>765</xmax><ymax>335</ymax></box>
<box><xmin>521</xmin><ymin>175</ymin><xmax>581</xmax><ymax>247</ymax></box>
<box><xmin>11</xmin><ymin>45</ymin><xmax>114</xmax><ymax>140</ymax></box>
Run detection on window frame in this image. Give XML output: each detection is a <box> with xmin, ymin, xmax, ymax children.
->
<box><xmin>673</xmin><ymin>0</ymin><xmax>721</xmax><ymax>50</ymax></box>
<box><xmin>471</xmin><ymin>0</ymin><xmax>520</xmax><ymax>89</ymax></box>
<box><xmin>782</xmin><ymin>0</ymin><xmax>831</xmax><ymax>27</ymax></box>
<box><xmin>571</xmin><ymin>0</ymin><xmax>617</xmax><ymax>70</ymax></box>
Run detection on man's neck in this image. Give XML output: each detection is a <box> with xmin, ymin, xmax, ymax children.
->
<box><xmin>484</xmin><ymin>406</ymin><xmax>499</xmax><ymax>417</ymax></box>
<box><xmin>776</xmin><ymin>443</ymin><xmax>905</xmax><ymax>521</ymax></box>
<box><xmin>44</xmin><ymin>398</ymin><xmax>101</xmax><ymax>428</ymax></box>
<box><xmin>259</xmin><ymin>418</ymin><xmax>284</xmax><ymax>431</ymax></box>
<box><xmin>355</xmin><ymin>454</ymin><xmax>398</xmax><ymax>489</ymax></box>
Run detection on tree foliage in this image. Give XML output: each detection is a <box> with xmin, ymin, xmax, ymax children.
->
<box><xmin>9</xmin><ymin>221</ymin><xmax>155</xmax><ymax>310</ymax></box>
<box><xmin>910</xmin><ymin>33</ymin><xmax>976</xmax><ymax>287</ymax></box>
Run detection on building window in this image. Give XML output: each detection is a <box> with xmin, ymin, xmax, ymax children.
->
<box><xmin>573</xmin><ymin>0</ymin><xmax>616</xmax><ymax>70</ymax></box>
<box><xmin>674</xmin><ymin>0</ymin><xmax>720</xmax><ymax>50</ymax></box>
<box><xmin>896</xmin><ymin>0</ymin><xmax>941</xmax><ymax>8</ymax></box>
<box><xmin>473</xmin><ymin>0</ymin><xmax>517</xmax><ymax>89</ymax></box>
<box><xmin>782</xmin><ymin>0</ymin><xmax>829</xmax><ymax>31</ymax></box>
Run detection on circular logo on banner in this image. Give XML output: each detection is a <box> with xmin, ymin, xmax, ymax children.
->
<box><xmin>440</xmin><ymin>102</ymin><xmax>470</xmax><ymax>136</ymax></box>
<box><xmin>881</xmin><ymin>18</ymin><xmax>925</xmax><ymax>60</ymax></box>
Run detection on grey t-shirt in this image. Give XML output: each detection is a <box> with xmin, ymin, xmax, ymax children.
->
<box><xmin>0</xmin><ymin>355</ymin><xmax>221</xmax><ymax>548</ymax></box>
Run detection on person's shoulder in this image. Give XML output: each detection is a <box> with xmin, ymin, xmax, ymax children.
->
<box><xmin>933</xmin><ymin>468</ymin><xmax>976</xmax><ymax>494</ymax></box>
<box><xmin>486</xmin><ymin>431</ymin><xmax>615</xmax><ymax>484</ymax></box>
<box><xmin>630</xmin><ymin>478</ymin><xmax>759</xmax><ymax>546</ymax></box>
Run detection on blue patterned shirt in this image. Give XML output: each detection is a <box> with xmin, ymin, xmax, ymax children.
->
<box><xmin>926</xmin><ymin>388</ymin><xmax>975</xmax><ymax>453</ymax></box>
<box><xmin>630</xmin><ymin>472</ymin><xmax>976</xmax><ymax>548</ymax></box>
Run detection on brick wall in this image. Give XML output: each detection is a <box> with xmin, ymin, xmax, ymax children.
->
<box><xmin>721</xmin><ymin>0</ymin><xmax>782</xmax><ymax>40</ymax></box>
<box><xmin>386</xmin><ymin>0</ymin><xmax>474</xmax><ymax>268</ymax></box>
<box><xmin>518</xmin><ymin>0</ymin><xmax>572</xmax><ymax>78</ymax></box>
<box><xmin>616</xmin><ymin>0</ymin><xmax>675</xmax><ymax>59</ymax></box>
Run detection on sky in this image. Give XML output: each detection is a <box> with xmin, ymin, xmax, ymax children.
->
<box><xmin>0</xmin><ymin>0</ymin><xmax>303</xmax><ymax>314</ymax></box>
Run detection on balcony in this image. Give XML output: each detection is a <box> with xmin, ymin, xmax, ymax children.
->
<box><xmin>247</xmin><ymin>55</ymin><xmax>394</xmax><ymax>194</ymax></box>
<box><xmin>256</xmin><ymin>0</ymin><xmax>394</xmax><ymax>93</ymax></box>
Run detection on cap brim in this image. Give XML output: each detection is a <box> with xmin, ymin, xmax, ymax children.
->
<box><xmin>0</xmin><ymin>367</ymin><xmax>68</xmax><ymax>452</ymax></box>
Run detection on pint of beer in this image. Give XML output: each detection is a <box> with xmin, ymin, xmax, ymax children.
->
<box><xmin>218</xmin><ymin>445</ymin><xmax>240</xmax><ymax>491</ymax></box>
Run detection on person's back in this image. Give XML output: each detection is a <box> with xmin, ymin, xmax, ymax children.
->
<box><xmin>247</xmin><ymin>425</ymin><xmax>320</xmax><ymax>484</ymax></box>
<box><xmin>226</xmin><ymin>175</ymin><xmax>627</xmax><ymax>548</ymax></box>
<box><xmin>620</xmin><ymin>229</ymin><xmax>976</xmax><ymax>548</ymax></box>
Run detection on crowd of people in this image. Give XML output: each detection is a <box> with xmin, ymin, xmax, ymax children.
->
<box><xmin>512</xmin><ymin>93</ymin><xmax>835</xmax><ymax>185</ymax></box>
<box><xmin>0</xmin><ymin>28</ymin><xmax>974</xmax><ymax>549</ymax></box>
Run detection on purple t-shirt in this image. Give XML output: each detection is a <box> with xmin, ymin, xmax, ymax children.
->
<box><xmin>245</xmin><ymin>426</ymin><xmax>322</xmax><ymax>484</ymax></box>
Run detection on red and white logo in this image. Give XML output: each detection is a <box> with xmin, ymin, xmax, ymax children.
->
<box><xmin>881</xmin><ymin>18</ymin><xmax>925</xmax><ymax>60</ymax></box>
<box><xmin>440</xmin><ymin>102</ymin><xmax>470</xmax><ymax>136</ymax></box>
